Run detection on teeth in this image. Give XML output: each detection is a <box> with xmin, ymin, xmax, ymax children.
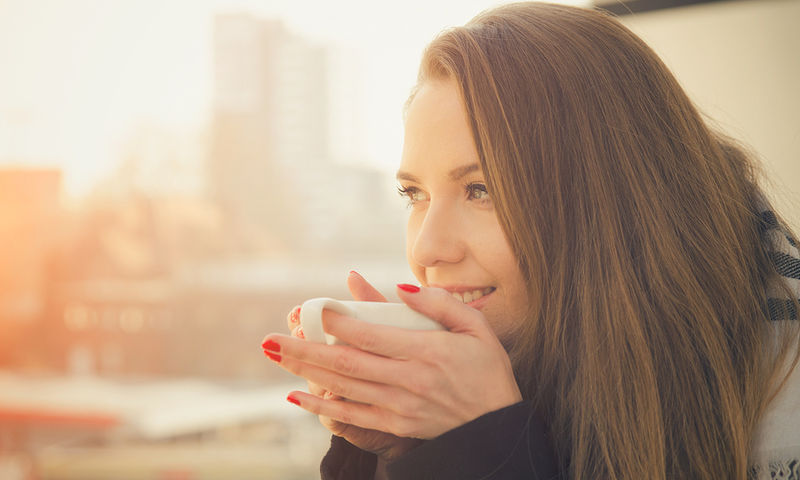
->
<box><xmin>451</xmin><ymin>287</ymin><xmax>495</xmax><ymax>304</ymax></box>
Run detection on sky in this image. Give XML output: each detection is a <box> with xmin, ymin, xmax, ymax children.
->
<box><xmin>0</xmin><ymin>0</ymin><xmax>588</xmax><ymax>196</ymax></box>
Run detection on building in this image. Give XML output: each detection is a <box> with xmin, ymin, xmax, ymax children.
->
<box><xmin>210</xmin><ymin>14</ymin><xmax>328</xmax><ymax>252</ymax></box>
<box><xmin>0</xmin><ymin>168</ymin><xmax>62</xmax><ymax>369</ymax></box>
<box><xmin>209</xmin><ymin>13</ymin><xmax>404</xmax><ymax>255</ymax></box>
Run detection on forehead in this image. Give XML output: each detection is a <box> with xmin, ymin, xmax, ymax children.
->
<box><xmin>400</xmin><ymin>79</ymin><xmax>480</xmax><ymax>177</ymax></box>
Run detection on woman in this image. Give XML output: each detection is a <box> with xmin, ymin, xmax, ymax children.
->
<box><xmin>261</xmin><ymin>2</ymin><xmax>800</xmax><ymax>479</ymax></box>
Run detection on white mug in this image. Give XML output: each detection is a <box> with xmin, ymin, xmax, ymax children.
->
<box><xmin>299</xmin><ymin>297</ymin><xmax>444</xmax><ymax>345</ymax></box>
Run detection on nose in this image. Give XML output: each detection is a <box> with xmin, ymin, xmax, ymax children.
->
<box><xmin>409</xmin><ymin>200</ymin><xmax>466</xmax><ymax>267</ymax></box>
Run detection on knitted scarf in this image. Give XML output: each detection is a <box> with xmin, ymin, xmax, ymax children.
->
<box><xmin>750</xmin><ymin>205</ymin><xmax>800</xmax><ymax>480</ymax></box>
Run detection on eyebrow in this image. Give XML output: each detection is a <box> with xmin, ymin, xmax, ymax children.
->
<box><xmin>396</xmin><ymin>163</ymin><xmax>480</xmax><ymax>183</ymax></box>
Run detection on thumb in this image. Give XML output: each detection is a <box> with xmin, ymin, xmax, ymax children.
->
<box><xmin>347</xmin><ymin>271</ymin><xmax>387</xmax><ymax>302</ymax></box>
<box><xmin>395</xmin><ymin>284</ymin><xmax>491</xmax><ymax>335</ymax></box>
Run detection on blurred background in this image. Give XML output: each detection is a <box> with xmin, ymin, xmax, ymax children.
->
<box><xmin>0</xmin><ymin>0</ymin><xmax>798</xmax><ymax>478</ymax></box>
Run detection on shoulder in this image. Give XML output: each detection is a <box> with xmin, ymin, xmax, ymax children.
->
<box><xmin>758</xmin><ymin>206</ymin><xmax>799</xmax><ymax>320</ymax></box>
<box><xmin>387</xmin><ymin>401</ymin><xmax>562</xmax><ymax>479</ymax></box>
<box><xmin>751</xmin><ymin>204</ymin><xmax>800</xmax><ymax>478</ymax></box>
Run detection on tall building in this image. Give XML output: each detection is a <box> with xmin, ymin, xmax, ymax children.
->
<box><xmin>210</xmin><ymin>14</ymin><xmax>329</xmax><ymax>252</ymax></box>
<box><xmin>210</xmin><ymin>13</ymin><xmax>406</xmax><ymax>257</ymax></box>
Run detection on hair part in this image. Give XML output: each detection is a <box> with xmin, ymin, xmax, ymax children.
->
<box><xmin>411</xmin><ymin>3</ymin><xmax>800</xmax><ymax>479</ymax></box>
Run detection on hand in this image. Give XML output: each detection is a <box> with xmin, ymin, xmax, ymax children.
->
<box><xmin>263</xmin><ymin>282</ymin><xmax>522</xmax><ymax>443</ymax></box>
<box><xmin>279</xmin><ymin>272</ymin><xmax>422</xmax><ymax>461</ymax></box>
<box><xmin>287</xmin><ymin>302</ymin><xmax>328</xmax><ymax>396</ymax></box>
<box><xmin>284</xmin><ymin>271</ymin><xmax>388</xmax><ymax>397</ymax></box>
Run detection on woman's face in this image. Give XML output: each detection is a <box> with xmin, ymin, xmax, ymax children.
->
<box><xmin>397</xmin><ymin>79</ymin><xmax>529</xmax><ymax>345</ymax></box>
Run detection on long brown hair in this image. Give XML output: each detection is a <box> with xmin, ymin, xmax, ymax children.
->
<box><xmin>412</xmin><ymin>2</ymin><xmax>799</xmax><ymax>478</ymax></box>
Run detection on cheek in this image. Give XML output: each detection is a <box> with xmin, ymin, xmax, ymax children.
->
<box><xmin>503</xmin><ymin>274</ymin><xmax>529</xmax><ymax>319</ymax></box>
<box><xmin>405</xmin><ymin>216</ymin><xmax>425</xmax><ymax>281</ymax></box>
<box><xmin>488</xmin><ymin>277</ymin><xmax>529</xmax><ymax>346</ymax></box>
<box><xmin>488</xmin><ymin>235</ymin><xmax>529</xmax><ymax>329</ymax></box>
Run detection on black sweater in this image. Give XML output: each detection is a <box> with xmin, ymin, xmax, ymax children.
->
<box><xmin>320</xmin><ymin>401</ymin><xmax>561</xmax><ymax>480</ymax></box>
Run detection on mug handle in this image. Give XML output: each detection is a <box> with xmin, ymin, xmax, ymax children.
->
<box><xmin>299</xmin><ymin>297</ymin><xmax>355</xmax><ymax>345</ymax></box>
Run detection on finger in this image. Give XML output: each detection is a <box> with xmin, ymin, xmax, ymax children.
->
<box><xmin>263</xmin><ymin>333</ymin><xmax>403</xmax><ymax>385</ymax></box>
<box><xmin>324</xmin><ymin>390</ymin><xmax>343</xmax><ymax>400</ymax></box>
<box><xmin>319</xmin><ymin>414</ymin><xmax>349</xmax><ymax>436</ymax></box>
<box><xmin>287</xmin><ymin>390</ymin><xmax>408</xmax><ymax>437</ymax></box>
<box><xmin>396</xmin><ymin>285</ymin><xmax>491</xmax><ymax>335</ymax></box>
<box><xmin>291</xmin><ymin>325</ymin><xmax>305</xmax><ymax>339</ymax></box>
<box><xmin>318</xmin><ymin>415</ymin><xmax>385</xmax><ymax>444</ymax></box>
<box><xmin>322</xmin><ymin>311</ymin><xmax>434</xmax><ymax>359</ymax></box>
<box><xmin>309</xmin><ymin>387</ymin><xmax>345</xmax><ymax>400</ymax></box>
<box><xmin>286</xmin><ymin>305</ymin><xmax>301</xmax><ymax>330</ymax></box>
<box><xmin>308</xmin><ymin>381</ymin><xmax>327</xmax><ymax>397</ymax></box>
<box><xmin>264</xmin><ymin>334</ymin><xmax>419</xmax><ymax>413</ymax></box>
<box><xmin>277</xmin><ymin>350</ymin><xmax>409</xmax><ymax>408</ymax></box>
<box><xmin>347</xmin><ymin>271</ymin><xmax>387</xmax><ymax>302</ymax></box>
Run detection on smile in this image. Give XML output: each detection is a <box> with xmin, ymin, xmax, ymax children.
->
<box><xmin>449</xmin><ymin>287</ymin><xmax>496</xmax><ymax>304</ymax></box>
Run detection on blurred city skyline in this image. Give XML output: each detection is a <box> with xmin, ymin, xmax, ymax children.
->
<box><xmin>0</xmin><ymin>5</ymin><xmax>424</xmax><ymax>472</ymax></box>
<box><xmin>0</xmin><ymin>0</ymin><xmax>590</xmax><ymax>198</ymax></box>
<box><xmin>1</xmin><ymin>1</ymin><xmax>797</xmax><ymax>477</ymax></box>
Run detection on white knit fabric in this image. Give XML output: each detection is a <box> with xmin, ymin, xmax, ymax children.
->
<box><xmin>750</xmin><ymin>205</ymin><xmax>800</xmax><ymax>480</ymax></box>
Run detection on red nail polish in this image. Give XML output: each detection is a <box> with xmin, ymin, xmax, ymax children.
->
<box><xmin>297</xmin><ymin>326</ymin><xmax>305</xmax><ymax>339</ymax></box>
<box><xmin>349</xmin><ymin>270</ymin><xmax>360</xmax><ymax>277</ymax></box>
<box><xmin>397</xmin><ymin>283</ymin><xmax>420</xmax><ymax>293</ymax></box>
<box><xmin>287</xmin><ymin>395</ymin><xmax>301</xmax><ymax>406</ymax></box>
<box><xmin>289</xmin><ymin>306</ymin><xmax>301</xmax><ymax>324</ymax></box>
<box><xmin>264</xmin><ymin>350</ymin><xmax>281</xmax><ymax>362</ymax></box>
<box><xmin>262</xmin><ymin>339</ymin><xmax>281</xmax><ymax>352</ymax></box>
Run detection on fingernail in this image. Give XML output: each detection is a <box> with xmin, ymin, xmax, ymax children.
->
<box><xmin>297</xmin><ymin>326</ymin><xmax>305</xmax><ymax>339</ymax></box>
<box><xmin>287</xmin><ymin>395</ymin><xmax>301</xmax><ymax>406</ymax></box>
<box><xmin>289</xmin><ymin>306</ymin><xmax>301</xmax><ymax>324</ymax></box>
<box><xmin>262</xmin><ymin>339</ymin><xmax>281</xmax><ymax>352</ymax></box>
<box><xmin>349</xmin><ymin>270</ymin><xmax>360</xmax><ymax>276</ymax></box>
<box><xmin>397</xmin><ymin>283</ymin><xmax>420</xmax><ymax>293</ymax></box>
<box><xmin>263</xmin><ymin>350</ymin><xmax>281</xmax><ymax>362</ymax></box>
